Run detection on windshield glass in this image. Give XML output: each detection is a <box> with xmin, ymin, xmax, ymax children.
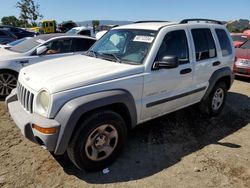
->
<box><xmin>89</xmin><ymin>29</ymin><xmax>156</xmax><ymax>64</ymax></box>
<box><xmin>9</xmin><ymin>37</ymin><xmax>44</xmax><ymax>53</ymax></box>
<box><xmin>240</xmin><ymin>40</ymin><xmax>250</xmax><ymax>49</ymax></box>
<box><xmin>66</xmin><ymin>28</ymin><xmax>78</xmax><ymax>34</ymax></box>
<box><xmin>231</xmin><ymin>35</ymin><xmax>248</xmax><ymax>43</ymax></box>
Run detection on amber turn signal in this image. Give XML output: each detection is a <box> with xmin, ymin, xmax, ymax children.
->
<box><xmin>32</xmin><ymin>124</ymin><xmax>57</xmax><ymax>134</ymax></box>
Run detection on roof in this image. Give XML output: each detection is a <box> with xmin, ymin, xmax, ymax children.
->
<box><xmin>114</xmin><ymin>22</ymin><xmax>177</xmax><ymax>31</ymax></box>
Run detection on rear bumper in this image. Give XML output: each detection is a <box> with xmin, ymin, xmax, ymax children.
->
<box><xmin>6</xmin><ymin>89</ymin><xmax>60</xmax><ymax>151</ymax></box>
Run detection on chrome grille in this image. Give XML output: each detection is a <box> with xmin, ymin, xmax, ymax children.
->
<box><xmin>17</xmin><ymin>82</ymin><xmax>34</xmax><ymax>113</ymax></box>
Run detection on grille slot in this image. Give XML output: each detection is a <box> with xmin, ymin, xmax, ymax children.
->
<box><xmin>17</xmin><ymin>82</ymin><xmax>34</xmax><ymax>113</ymax></box>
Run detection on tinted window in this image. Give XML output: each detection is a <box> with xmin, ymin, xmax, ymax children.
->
<box><xmin>44</xmin><ymin>39</ymin><xmax>72</xmax><ymax>55</ymax></box>
<box><xmin>79</xmin><ymin>30</ymin><xmax>91</xmax><ymax>36</ymax></box>
<box><xmin>192</xmin><ymin>29</ymin><xmax>216</xmax><ymax>61</ymax></box>
<box><xmin>49</xmin><ymin>22</ymin><xmax>53</xmax><ymax>27</ymax></box>
<box><xmin>156</xmin><ymin>30</ymin><xmax>189</xmax><ymax>64</ymax></box>
<box><xmin>0</xmin><ymin>30</ymin><xmax>7</xmax><ymax>36</ymax></box>
<box><xmin>73</xmin><ymin>38</ymin><xmax>96</xmax><ymax>52</ymax></box>
<box><xmin>215</xmin><ymin>29</ymin><xmax>232</xmax><ymax>56</ymax></box>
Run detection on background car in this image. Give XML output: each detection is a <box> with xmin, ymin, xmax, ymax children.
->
<box><xmin>231</xmin><ymin>33</ymin><xmax>249</xmax><ymax>48</ymax></box>
<box><xmin>58</xmin><ymin>21</ymin><xmax>77</xmax><ymax>33</ymax></box>
<box><xmin>0</xmin><ymin>37</ymin><xmax>32</xmax><ymax>49</ymax></box>
<box><xmin>0</xmin><ymin>34</ymin><xmax>96</xmax><ymax>97</ymax></box>
<box><xmin>66</xmin><ymin>26</ymin><xmax>95</xmax><ymax>37</ymax></box>
<box><xmin>0</xmin><ymin>29</ymin><xmax>17</xmax><ymax>44</ymax></box>
<box><xmin>234</xmin><ymin>39</ymin><xmax>250</xmax><ymax>78</ymax></box>
<box><xmin>0</xmin><ymin>25</ymin><xmax>35</xmax><ymax>39</ymax></box>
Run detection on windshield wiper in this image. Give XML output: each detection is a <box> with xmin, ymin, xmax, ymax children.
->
<box><xmin>101</xmin><ymin>53</ymin><xmax>122</xmax><ymax>63</ymax></box>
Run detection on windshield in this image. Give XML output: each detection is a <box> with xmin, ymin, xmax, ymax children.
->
<box><xmin>231</xmin><ymin>35</ymin><xmax>248</xmax><ymax>43</ymax></box>
<box><xmin>89</xmin><ymin>29</ymin><xmax>156</xmax><ymax>64</ymax></box>
<box><xmin>240</xmin><ymin>40</ymin><xmax>250</xmax><ymax>49</ymax></box>
<box><xmin>66</xmin><ymin>28</ymin><xmax>78</xmax><ymax>35</ymax></box>
<box><xmin>9</xmin><ymin>37</ymin><xmax>44</xmax><ymax>53</ymax></box>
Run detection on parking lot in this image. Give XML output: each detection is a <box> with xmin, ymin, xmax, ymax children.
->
<box><xmin>0</xmin><ymin>78</ymin><xmax>249</xmax><ymax>188</ymax></box>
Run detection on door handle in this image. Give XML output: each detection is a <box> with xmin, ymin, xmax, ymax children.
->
<box><xmin>180</xmin><ymin>68</ymin><xmax>192</xmax><ymax>74</ymax></box>
<box><xmin>213</xmin><ymin>61</ymin><xmax>221</xmax><ymax>66</ymax></box>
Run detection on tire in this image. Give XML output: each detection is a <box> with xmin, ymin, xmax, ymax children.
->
<box><xmin>67</xmin><ymin>110</ymin><xmax>127</xmax><ymax>171</ymax></box>
<box><xmin>200</xmin><ymin>82</ymin><xmax>227</xmax><ymax>116</ymax></box>
<box><xmin>0</xmin><ymin>70</ymin><xmax>18</xmax><ymax>98</ymax></box>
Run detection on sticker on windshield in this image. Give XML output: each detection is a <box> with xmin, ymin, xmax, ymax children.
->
<box><xmin>133</xmin><ymin>35</ymin><xmax>154</xmax><ymax>43</ymax></box>
<box><xmin>36</xmin><ymin>39</ymin><xmax>46</xmax><ymax>44</ymax></box>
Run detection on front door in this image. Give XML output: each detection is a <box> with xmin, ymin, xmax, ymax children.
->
<box><xmin>141</xmin><ymin>27</ymin><xmax>194</xmax><ymax>121</ymax></box>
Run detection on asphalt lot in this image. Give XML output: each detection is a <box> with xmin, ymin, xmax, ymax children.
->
<box><xmin>0</xmin><ymin>78</ymin><xmax>249</xmax><ymax>188</ymax></box>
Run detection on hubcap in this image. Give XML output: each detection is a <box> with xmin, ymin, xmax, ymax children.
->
<box><xmin>85</xmin><ymin>124</ymin><xmax>118</xmax><ymax>161</ymax></box>
<box><xmin>0</xmin><ymin>73</ymin><xmax>17</xmax><ymax>97</ymax></box>
<box><xmin>212</xmin><ymin>88</ymin><xmax>224</xmax><ymax>111</ymax></box>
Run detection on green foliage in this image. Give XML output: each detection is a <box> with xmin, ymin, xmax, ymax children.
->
<box><xmin>92</xmin><ymin>20</ymin><xmax>100</xmax><ymax>27</ymax></box>
<box><xmin>226</xmin><ymin>19</ymin><xmax>250</xmax><ymax>33</ymax></box>
<box><xmin>16</xmin><ymin>0</ymin><xmax>43</xmax><ymax>26</ymax></box>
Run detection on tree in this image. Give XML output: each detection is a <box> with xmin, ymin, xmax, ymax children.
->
<box><xmin>1</xmin><ymin>16</ymin><xmax>21</xmax><ymax>26</ymax></box>
<box><xmin>16</xmin><ymin>0</ymin><xmax>43</xmax><ymax>27</ymax></box>
<box><xmin>92</xmin><ymin>20</ymin><xmax>100</xmax><ymax>33</ymax></box>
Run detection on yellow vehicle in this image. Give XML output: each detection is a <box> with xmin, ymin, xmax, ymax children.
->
<box><xmin>31</xmin><ymin>20</ymin><xmax>56</xmax><ymax>34</ymax></box>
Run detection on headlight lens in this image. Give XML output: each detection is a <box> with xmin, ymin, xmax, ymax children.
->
<box><xmin>37</xmin><ymin>90</ymin><xmax>50</xmax><ymax>112</ymax></box>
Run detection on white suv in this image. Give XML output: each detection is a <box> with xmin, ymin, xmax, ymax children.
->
<box><xmin>6</xmin><ymin>19</ymin><xmax>234</xmax><ymax>171</ymax></box>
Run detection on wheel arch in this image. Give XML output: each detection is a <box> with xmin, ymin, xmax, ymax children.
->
<box><xmin>54</xmin><ymin>89</ymin><xmax>137</xmax><ymax>155</ymax></box>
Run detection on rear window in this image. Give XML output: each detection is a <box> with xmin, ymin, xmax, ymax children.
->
<box><xmin>191</xmin><ymin>28</ymin><xmax>217</xmax><ymax>61</ymax></box>
<box><xmin>215</xmin><ymin>29</ymin><xmax>232</xmax><ymax>56</ymax></box>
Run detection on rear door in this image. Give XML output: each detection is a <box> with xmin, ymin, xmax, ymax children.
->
<box><xmin>187</xmin><ymin>26</ymin><xmax>219</xmax><ymax>97</ymax></box>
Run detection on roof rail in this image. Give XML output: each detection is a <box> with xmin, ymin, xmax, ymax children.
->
<box><xmin>134</xmin><ymin>20</ymin><xmax>168</xmax><ymax>24</ymax></box>
<box><xmin>180</xmin><ymin>19</ymin><xmax>223</xmax><ymax>25</ymax></box>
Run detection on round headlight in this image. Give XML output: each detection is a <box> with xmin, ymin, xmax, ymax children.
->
<box><xmin>37</xmin><ymin>90</ymin><xmax>50</xmax><ymax>112</ymax></box>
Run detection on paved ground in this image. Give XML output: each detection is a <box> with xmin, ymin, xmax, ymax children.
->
<box><xmin>0</xmin><ymin>78</ymin><xmax>249</xmax><ymax>188</ymax></box>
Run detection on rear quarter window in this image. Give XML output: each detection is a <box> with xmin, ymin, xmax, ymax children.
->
<box><xmin>215</xmin><ymin>29</ymin><xmax>232</xmax><ymax>56</ymax></box>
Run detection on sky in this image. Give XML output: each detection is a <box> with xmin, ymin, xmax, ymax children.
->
<box><xmin>1</xmin><ymin>0</ymin><xmax>250</xmax><ymax>23</ymax></box>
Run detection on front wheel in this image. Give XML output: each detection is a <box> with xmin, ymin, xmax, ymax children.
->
<box><xmin>200</xmin><ymin>82</ymin><xmax>227</xmax><ymax>116</ymax></box>
<box><xmin>67</xmin><ymin>110</ymin><xmax>127</xmax><ymax>171</ymax></box>
<box><xmin>0</xmin><ymin>71</ymin><xmax>18</xmax><ymax>98</ymax></box>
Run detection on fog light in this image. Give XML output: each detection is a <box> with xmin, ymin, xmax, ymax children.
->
<box><xmin>32</xmin><ymin>124</ymin><xmax>57</xmax><ymax>134</ymax></box>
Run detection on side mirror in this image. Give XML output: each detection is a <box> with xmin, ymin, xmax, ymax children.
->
<box><xmin>154</xmin><ymin>56</ymin><xmax>179</xmax><ymax>69</ymax></box>
<box><xmin>36</xmin><ymin>46</ymin><xmax>48</xmax><ymax>55</ymax></box>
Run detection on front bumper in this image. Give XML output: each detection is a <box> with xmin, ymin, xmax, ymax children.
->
<box><xmin>6</xmin><ymin>89</ymin><xmax>60</xmax><ymax>151</ymax></box>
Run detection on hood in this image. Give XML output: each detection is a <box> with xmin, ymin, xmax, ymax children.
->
<box><xmin>19</xmin><ymin>55</ymin><xmax>144</xmax><ymax>93</ymax></box>
<box><xmin>236</xmin><ymin>48</ymin><xmax>250</xmax><ymax>59</ymax></box>
<box><xmin>0</xmin><ymin>48</ymin><xmax>23</xmax><ymax>60</ymax></box>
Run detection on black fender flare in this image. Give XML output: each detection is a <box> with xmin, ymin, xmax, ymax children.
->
<box><xmin>54</xmin><ymin>89</ymin><xmax>137</xmax><ymax>154</ymax></box>
<box><xmin>202</xmin><ymin>67</ymin><xmax>234</xmax><ymax>101</ymax></box>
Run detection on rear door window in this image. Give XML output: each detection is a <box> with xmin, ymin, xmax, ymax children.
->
<box><xmin>191</xmin><ymin>28</ymin><xmax>217</xmax><ymax>61</ymax></box>
<box><xmin>215</xmin><ymin>29</ymin><xmax>232</xmax><ymax>56</ymax></box>
<box><xmin>72</xmin><ymin>38</ymin><xmax>96</xmax><ymax>52</ymax></box>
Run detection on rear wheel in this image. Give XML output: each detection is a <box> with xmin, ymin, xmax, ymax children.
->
<box><xmin>67</xmin><ymin>110</ymin><xmax>127</xmax><ymax>171</ymax></box>
<box><xmin>0</xmin><ymin>70</ymin><xmax>18</xmax><ymax>98</ymax></box>
<box><xmin>200</xmin><ymin>82</ymin><xmax>227</xmax><ymax>116</ymax></box>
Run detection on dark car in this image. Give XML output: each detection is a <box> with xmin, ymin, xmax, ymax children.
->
<box><xmin>0</xmin><ymin>29</ymin><xmax>17</xmax><ymax>44</ymax></box>
<box><xmin>0</xmin><ymin>25</ymin><xmax>35</xmax><ymax>39</ymax></box>
<box><xmin>234</xmin><ymin>39</ymin><xmax>250</xmax><ymax>78</ymax></box>
<box><xmin>58</xmin><ymin>22</ymin><xmax>77</xmax><ymax>33</ymax></box>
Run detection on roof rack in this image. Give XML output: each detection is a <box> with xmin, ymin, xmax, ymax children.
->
<box><xmin>134</xmin><ymin>20</ymin><xmax>168</xmax><ymax>24</ymax></box>
<box><xmin>180</xmin><ymin>19</ymin><xmax>223</xmax><ymax>25</ymax></box>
